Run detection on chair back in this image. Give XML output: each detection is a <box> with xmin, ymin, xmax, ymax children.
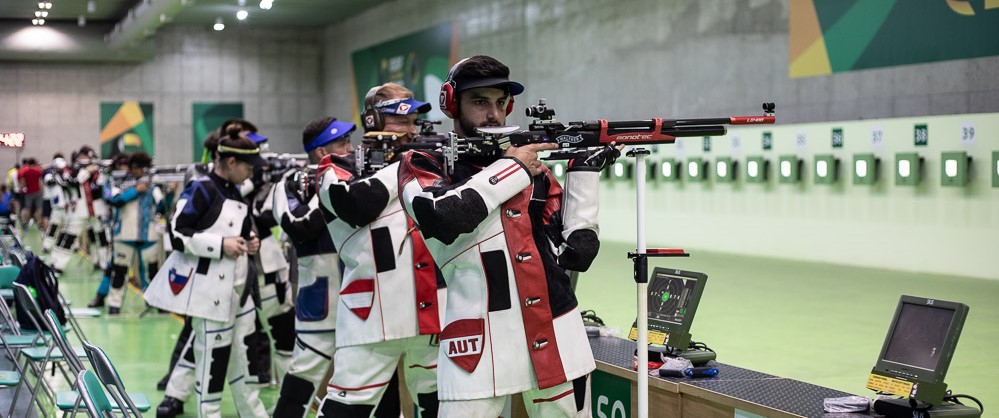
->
<box><xmin>11</xmin><ymin>282</ymin><xmax>48</xmax><ymax>333</ymax></box>
<box><xmin>43</xmin><ymin>309</ymin><xmax>86</xmax><ymax>373</ymax></box>
<box><xmin>0</xmin><ymin>265</ymin><xmax>18</xmax><ymax>289</ymax></box>
<box><xmin>76</xmin><ymin>369</ymin><xmax>113</xmax><ymax>417</ymax></box>
<box><xmin>82</xmin><ymin>341</ymin><xmax>142</xmax><ymax>417</ymax></box>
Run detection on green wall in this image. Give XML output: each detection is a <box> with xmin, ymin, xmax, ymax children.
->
<box><xmin>593</xmin><ymin>112</ymin><xmax>999</xmax><ymax>280</ymax></box>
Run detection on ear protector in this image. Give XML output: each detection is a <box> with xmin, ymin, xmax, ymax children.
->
<box><xmin>361</xmin><ymin>86</ymin><xmax>384</xmax><ymax>132</ymax></box>
<box><xmin>439</xmin><ymin>58</ymin><xmax>514</xmax><ymax>119</ymax></box>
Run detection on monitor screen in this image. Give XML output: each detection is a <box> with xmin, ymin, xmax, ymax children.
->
<box><xmin>882</xmin><ymin>302</ymin><xmax>955</xmax><ymax>371</ymax></box>
<box><xmin>648</xmin><ymin>273</ymin><xmax>698</xmax><ymax>326</ymax></box>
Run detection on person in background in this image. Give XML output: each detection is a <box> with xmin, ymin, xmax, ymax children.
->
<box><xmin>0</xmin><ymin>185</ymin><xmax>12</xmax><ymax>221</ymax></box>
<box><xmin>17</xmin><ymin>157</ymin><xmax>44</xmax><ymax>230</ymax></box>
<box><xmin>6</xmin><ymin>163</ymin><xmax>21</xmax><ymax>221</ymax></box>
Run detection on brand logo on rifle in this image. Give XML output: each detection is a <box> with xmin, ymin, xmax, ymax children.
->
<box><xmin>555</xmin><ymin>134</ymin><xmax>584</xmax><ymax>144</ymax></box>
<box><xmin>617</xmin><ymin>133</ymin><xmax>654</xmax><ymax>141</ymax></box>
<box><xmin>744</xmin><ymin>117</ymin><xmax>765</xmax><ymax>123</ymax></box>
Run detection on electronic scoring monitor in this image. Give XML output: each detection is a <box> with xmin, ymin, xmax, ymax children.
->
<box><xmin>867</xmin><ymin>295</ymin><xmax>969</xmax><ymax>405</ymax></box>
<box><xmin>630</xmin><ymin>267</ymin><xmax>708</xmax><ymax>351</ymax></box>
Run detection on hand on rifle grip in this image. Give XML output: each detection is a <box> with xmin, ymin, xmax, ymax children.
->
<box><xmin>568</xmin><ymin>143</ymin><xmax>623</xmax><ymax>172</ymax></box>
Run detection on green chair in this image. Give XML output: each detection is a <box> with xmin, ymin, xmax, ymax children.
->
<box><xmin>81</xmin><ymin>341</ymin><xmax>150</xmax><ymax>416</ymax></box>
<box><xmin>0</xmin><ymin>265</ymin><xmax>18</xmax><ymax>301</ymax></box>
<box><xmin>75</xmin><ymin>370</ymin><xmax>114</xmax><ymax>418</ymax></box>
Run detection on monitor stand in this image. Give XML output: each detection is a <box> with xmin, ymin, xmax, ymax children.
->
<box><xmin>873</xmin><ymin>398</ymin><xmax>982</xmax><ymax>418</ymax></box>
<box><xmin>648</xmin><ymin>344</ymin><xmax>716</xmax><ymax>366</ymax></box>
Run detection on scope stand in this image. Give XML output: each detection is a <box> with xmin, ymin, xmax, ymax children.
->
<box><xmin>874</xmin><ymin>398</ymin><xmax>982</xmax><ymax>418</ymax></box>
<box><xmin>626</xmin><ymin>148</ymin><xmax>690</xmax><ymax>418</ymax></box>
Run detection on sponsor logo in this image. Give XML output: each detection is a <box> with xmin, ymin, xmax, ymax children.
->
<box><xmin>555</xmin><ymin>134</ymin><xmax>584</xmax><ymax>144</ymax></box>
<box><xmin>397</xmin><ymin>103</ymin><xmax>412</xmax><ymax>114</ymax></box>
<box><xmin>364</xmin><ymin>115</ymin><xmax>375</xmax><ymax>128</ymax></box>
<box><xmin>489</xmin><ymin>176</ymin><xmax>499</xmax><ymax>185</ymax></box>
<box><xmin>330</xmin><ymin>128</ymin><xmax>338</xmax><ymax>136</ymax></box>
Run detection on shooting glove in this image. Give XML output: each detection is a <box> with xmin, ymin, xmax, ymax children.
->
<box><xmin>567</xmin><ymin>145</ymin><xmax>621</xmax><ymax>172</ymax></box>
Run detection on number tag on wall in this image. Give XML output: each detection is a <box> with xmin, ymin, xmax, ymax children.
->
<box><xmin>731</xmin><ymin>135</ymin><xmax>742</xmax><ymax>153</ymax></box>
<box><xmin>914</xmin><ymin>124</ymin><xmax>928</xmax><ymax>146</ymax></box>
<box><xmin>796</xmin><ymin>131</ymin><xmax>807</xmax><ymax>152</ymax></box>
<box><xmin>832</xmin><ymin>128</ymin><xmax>844</xmax><ymax>148</ymax></box>
<box><xmin>871</xmin><ymin>126</ymin><xmax>885</xmax><ymax>149</ymax></box>
<box><xmin>960</xmin><ymin>122</ymin><xmax>976</xmax><ymax>145</ymax></box>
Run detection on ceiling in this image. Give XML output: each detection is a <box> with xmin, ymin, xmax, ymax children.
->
<box><xmin>0</xmin><ymin>0</ymin><xmax>388</xmax><ymax>29</ymax></box>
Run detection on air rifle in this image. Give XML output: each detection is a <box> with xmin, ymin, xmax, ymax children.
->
<box><xmin>442</xmin><ymin>100</ymin><xmax>776</xmax><ymax>174</ymax></box>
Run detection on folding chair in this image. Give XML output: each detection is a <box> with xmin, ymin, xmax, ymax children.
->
<box><xmin>73</xmin><ymin>370</ymin><xmax>112</xmax><ymax>418</ymax></box>
<box><xmin>81</xmin><ymin>342</ymin><xmax>149</xmax><ymax>417</ymax></box>
<box><xmin>9</xmin><ymin>284</ymin><xmax>87</xmax><ymax>418</ymax></box>
<box><xmin>0</xmin><ymin>265</ymin><xmax>17</xmax><ymax>302</ymax></box>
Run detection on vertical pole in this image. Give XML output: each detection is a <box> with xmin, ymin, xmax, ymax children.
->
<box><xmin>634</xmin><ymin>150</ymin><xmax>648</xmax><ymax>418</ymax></box>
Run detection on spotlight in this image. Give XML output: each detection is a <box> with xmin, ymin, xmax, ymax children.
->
<box><xmin>35</xmin><ymin>11</ymin><xmax>48</xmax><ymax>18</ymax></box>
<box><xmin>260</xmin><ymin>0</ymin><xmax>273</xmax><ymax>10</ymax></box>
<box><xmin>87</xmin><ymin>0</ymin><xmax>96</xmax><ymax>13</ymax></box>
<box><xmin>236</xmin><ymin>9</ymin><xmax>248</xmax><ymax>20</ymax></box>
<box><xmin>213</xmin><ymin>17</ymin><xmax>225</xmax><ymax>31</ymax></box>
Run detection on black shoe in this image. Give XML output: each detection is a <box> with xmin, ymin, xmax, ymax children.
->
<box><xmin>156</xmin><ymin>396</ymin><xmax>184</xmax><ymax>418</ymax></box>
<box><xmin>87</xmin><ymin>294</ymin><xmax>105</xmax><ymax>308</ymax></box>
<box><xmin>108</xmin><ymin>307</ymin><xmax>121</xmax><ymax>315</ymax></box>
<box><xmin>156</xmin><ymin>373</ymin><xmax>170</xmax><ymax>391</ymax></box>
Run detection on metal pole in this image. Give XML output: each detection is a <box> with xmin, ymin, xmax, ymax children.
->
<box><xmin>634</xmin><ymin>150</ymin><xmax>649</xmax><ymax>418</ymax></box>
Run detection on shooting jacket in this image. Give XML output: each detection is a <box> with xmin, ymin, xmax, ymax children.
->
<box><xmin>145</xmin><ymin>172</ymin><xmax>251</xmax><ymax>322</ymax></box>
<box><xmin>105</xmin><ymin>177</ymin><xmax>165</xmax><ymax>242</ymax></box>
<box><xmin>398</xmin><ymin>151</ymin><xmax>600</xmax><ymax>400</ymax></box>
<box><xmin>317</xmin><ymin>154</ymin><xmax>444</xmax><ymax>348</ymax></box>
<box><xmin>272</xmin><ymin>170</ymin><xmax>339</xmax><ymax>332</ymax></box>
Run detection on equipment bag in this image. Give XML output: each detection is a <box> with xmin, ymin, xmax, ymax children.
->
<box><xmin>14</xmin><ymin>254</ymin><xmax>67</xmax><ymax>330</ymax></box>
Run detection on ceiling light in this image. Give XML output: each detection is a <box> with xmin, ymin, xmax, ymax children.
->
<box><xmin>236</xmin><ymin>9</ymin><xmax>248</xmax><ymax>20</ymax></box>
<box><xmin>259</xmin><ymin>0</ymin><xmax>273</xmax><ymax>10</ymax></box>
<box><xmin>78</xmin><ymin>15</ymin><xmax>86</xmax><ymax>26</ymax></box>
<box><xmin>35</xmin><ymin>11</ymin><xmax>48</xmax><ymax>18</ymax></box>
<box><xmin>38</xmin><ymin>2</ymin><xmax>52</xmax><ymax>9</ymax></box>
<box><xmin>238</xmin><ymin>0</ymin><xmax>246</xmax><ymax>6</ymax></box>
<box><xmin>213</xmin><ymin>17</ymin><xmax>225</xmax><ymax>31</ymax></box>
<box><xmin>87</xmin><ymin>0</ymin><xmax>96</xmax><ymax>13</ymax></box>
<box><xmin>32</xmin><ymin>18</ymin><xmax>45</xmax><ymax>25</ymax></box>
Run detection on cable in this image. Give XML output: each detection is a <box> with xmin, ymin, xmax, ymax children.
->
<box><xmin>580</xmin><ymin>309</ymin><xmax>605</xmax><ymax>327</ymax></box>
<box><xmin>944</xmin><ymin>392</ymin><xmax>983</xmax><ymax>413</ymax></box>
<box><xmin>688</xmin><ymin>340</ymin><xmax>715</xmax><ymax>353</ymax></box>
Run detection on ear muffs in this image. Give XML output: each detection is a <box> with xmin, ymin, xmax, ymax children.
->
<box><xmin>361</xmin><ymin>86</ymin><xmax>384</xmax><ymax>132</ymax></box>
<box><xmin>439</xmin><ymin>58</ymin><xmax>516</xmax><ymax>118</ymax></box>
<box><xmin>439</xmin><ymin>58</ymin><xmax>468</xmax><ymax>119</ymax></box>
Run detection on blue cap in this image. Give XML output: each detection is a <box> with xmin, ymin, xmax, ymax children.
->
<box><xmin>374</xmin><ymin>97</ymin><xmax>432</xmax><ymax>115</ymax></box>
<box><xmin>304</xmin><ymin>119</ymin><xmax>356</xmax><ymax>152</ymax></box>
<box><xmin>246</xmin><ymin>132</ymin><xmax>269</xmax><ymax>144</ymax></box>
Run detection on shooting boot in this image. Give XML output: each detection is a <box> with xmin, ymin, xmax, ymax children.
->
<box><xmin>156</xmin><ymin>396</ymin><xmax>184</xmax><ymax>418</ymax></box>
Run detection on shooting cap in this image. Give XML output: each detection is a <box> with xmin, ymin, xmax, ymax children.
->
<box><xmin>246</xmin><ymin>132</ymin><xmax>269</xmax><ymax>144</ymax></box>
<box><xmin>455</xmin><ymin>74</ymin><xmax>525</xmax><ymax>96</ymax></box>
<box><xmin>304</xmin><ymin>119</ymin><xmax>356</xmax><ymax>152</ymax></box>
<box><xmin>218</xmin><ymin>144</ymin><xmax>266</xmax><ymax>167</ymax></box>
<box><xmin>373</xmin><ymin>97</ymin><xmax>431</xmax><ymax>115</ymax></box>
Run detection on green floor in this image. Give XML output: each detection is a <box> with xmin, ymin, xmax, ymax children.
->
<box><xmin>21</xmin><ymin>228</ymin><xmax>998</xmax><ymax>417</ymax></box>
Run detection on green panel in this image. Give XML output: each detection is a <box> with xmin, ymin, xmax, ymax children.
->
<box><xmin>193</xmin><ymin>103</ymin><xmax>243</xmax><ymax>164</ymax></box>
<box><xmin>590</xmin><ymin>370</ymin><xmax>632</xmax><ymax>418</ymax></box>
<box><xmin>914</xmin><ymin>124</ymin><xmax>928</xmax><ymax>147</ymax></box>
<box><xmin>832</xmin><ymin>128</ymin><xmax>844</xmax><ymax>149</ymax></box>
<box><xmin>687</xmin><ymin>157</ymin><xmax>707</xmax><ymax>182</ymax></box>
<box><xmin>820</xmin><ymin>0</ymin><xmax>898</xmax><ymax>71</ymax></box>
<box><xmin>895</xmin><ymin>152</ymin><xmax>921</xmax><ymax>186</ymax></box>
<box><xmin>613</xmin><ymin>160</ymin><xmax>634</xmax><ymax>182</ymax></box>
<box><xmin>778</xmin><ymin>155</ymin><xmax>802</xmax><ymax>184</ymax></box>
<box><xmin>814</xmin><ymin>154</ymin><xmax>839</xmax><ymax>185</ymax></box>
<box><xmin>853</xmin><ymin>153</ymin><xmax>879</xmax><ymax>185</ymax></box>
<box><xmin>993</xmin><ymin>151</ymin><xmax>999</xmax><ymax>188</ymax></box>
<box><xmin>745</xmin><ymin>156</ymin><xmax>769</xmax><ymax>183</ymax></box>
<box><xmin>645</xmin><ymin>159</ymin><xmax>658</xmax><ymax>182</ymax></box>
<box><xmin>940</xmin><ymin>151</ymin><xmax>970</xmax><ymax>187</ymax></box>
<box><xmin>762</xmin><ymin>132</ymin><xmax>773</xmax><ymax>151</ymax></box>
<box><xmin>715</xmin><ymin>157</ymin><xmax>737</xmax><ymax>183</ymax></box>
<box><xmin>659</xmin><ymin>158</ymin><xmax>681</xmax><ymax>182</ymax></box>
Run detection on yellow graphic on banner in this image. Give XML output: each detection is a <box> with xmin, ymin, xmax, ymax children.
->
<box><xmin>789</xmin><ymin>0</ymin><xmax>831</xmax><ymax>77</ymax></box>
<box><xmin>99</xmin><ymin>102</ymin><xmax>145</xmax><ymax>143</ymax></box>
<box><xmin>946</xmin><ymin>0</ymin><xmax>999</xmax><ymax>15</ymax></box>
<box><xmin>866</xmin><ymin>373</ymin><xmax>915</xmax><ymax>397</ymax></box>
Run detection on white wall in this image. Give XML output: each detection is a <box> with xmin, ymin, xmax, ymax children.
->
<box><xmin>0</xmin><ymin>25</ymin><xmax>324</xmax><ymax>168</ymax></box>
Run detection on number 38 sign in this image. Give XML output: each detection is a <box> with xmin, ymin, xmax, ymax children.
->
<box><xmin>591</xmin><ymin>370</ymin><xmax>631</xmax><ymax>418</ymax></box>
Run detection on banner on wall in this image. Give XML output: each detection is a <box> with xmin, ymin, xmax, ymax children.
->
<box><xmin>350</xmin><ymin>22</ymin><xmax>456</xmax><ymax>123</ymax></box>
<box><xmin>193</xmin><ymin>103</ymin><xmax>244</xmax><ymax>163</ymax></box>
<box><xmin>790</xmin><ymin>0</ymin><xmax>999</xmax><ymax>78</ymax></box>
<box><xmin>99</xmin><ymin>102</ymin><xmax>154</xmax><ymax>158</ymax></box>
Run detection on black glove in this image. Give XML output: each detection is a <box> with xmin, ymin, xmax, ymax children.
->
<box><xmin>285</xmin><ymin>171</ymin><xmax>313</xmax><ymax>204</ymax></box>
<box><xmin>568</xmin><ymin>145</ymin><xmax>621</xmax><ymax>172</ymax></box>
